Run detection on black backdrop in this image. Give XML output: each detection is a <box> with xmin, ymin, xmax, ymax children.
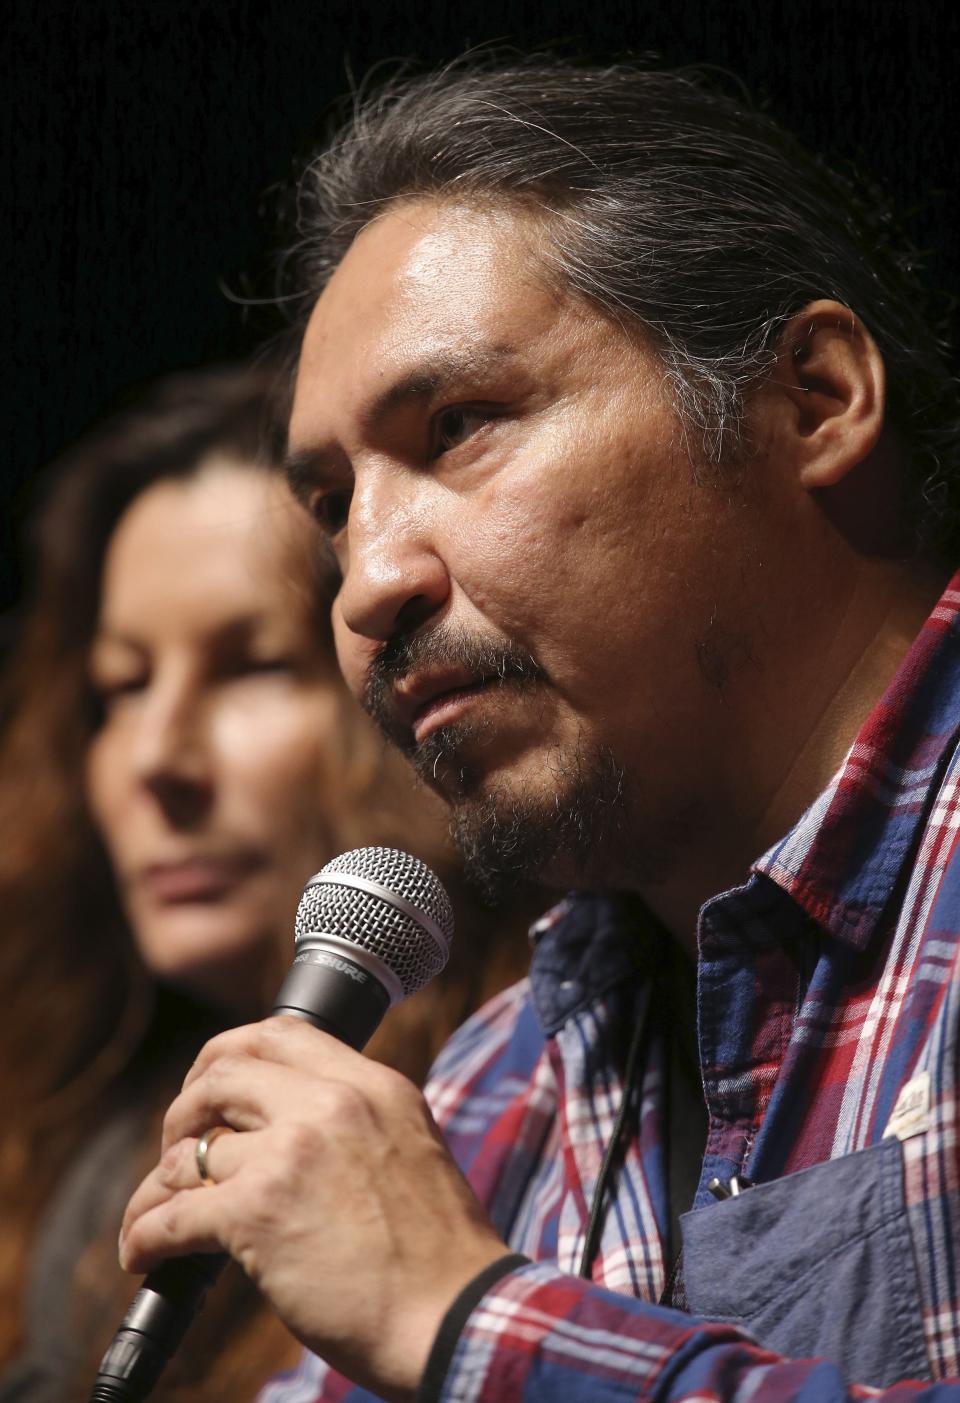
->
<box><xmin>6</xmin><ymin>0</ymin><xmax>959</xmax><ymax>619</ymax></box>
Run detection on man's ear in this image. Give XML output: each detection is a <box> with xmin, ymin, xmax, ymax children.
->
<box><xmin>759</xmin><ymin>298</ymin><xmax>886</xmax><ymax>489</ymax></box>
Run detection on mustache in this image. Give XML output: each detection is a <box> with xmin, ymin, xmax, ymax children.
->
<box><xmin>363</xmin><ymin>624</ymin><xmax>545</xmax><ymax>753</ymax></box>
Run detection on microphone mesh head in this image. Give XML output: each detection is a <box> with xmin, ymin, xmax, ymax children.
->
<box><xmin>294</xmin><ymin>847</ymin><xmax>454</xmax><ymax>1000</ymax></box>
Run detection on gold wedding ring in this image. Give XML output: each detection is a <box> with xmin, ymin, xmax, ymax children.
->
<box><xmin>195</xmin><ymin>1125</ymin><xmax>231</xmax><ymax>1186</ymax></box>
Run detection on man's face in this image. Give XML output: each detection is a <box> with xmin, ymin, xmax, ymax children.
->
<box><xmin>288</xmin><ymin>201</ymin><xmax>769</xmax><ymax>893</ymax></box>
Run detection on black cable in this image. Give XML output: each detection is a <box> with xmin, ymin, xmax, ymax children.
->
<box><xmin>578</xmin><ymin>979</ymin><xmax>652</xmax><ymax>1280</ymax></box>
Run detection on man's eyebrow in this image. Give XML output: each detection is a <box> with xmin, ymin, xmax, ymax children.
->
<box><xmin>364</xmin><ymin>343</ymin><xmax>520</xmax><ymax>430</ymax></box>
<box><xmin>283</xmin><ymin>342</ymin><xmax>522</xmax><ymax>494</ymax></box>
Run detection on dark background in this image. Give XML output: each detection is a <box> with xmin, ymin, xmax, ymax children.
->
<box><xmin>6</xmin><ymin>0</ymin><xmax>960</xmax><ymax>621</ymax></box>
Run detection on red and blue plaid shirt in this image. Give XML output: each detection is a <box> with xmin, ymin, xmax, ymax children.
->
<box><xmin>259</xmin><ymin>578</ymin><xmax>960</xmax><ymax>1401</ymax></box>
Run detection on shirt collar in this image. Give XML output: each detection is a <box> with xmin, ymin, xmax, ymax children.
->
<box><xmin>527</xmin><ymin>892</ymin><xmax>659</xmax><ymax>1035</ymax></box>
<box><xmin>529</xmin><ymin>574</ymin><xmax>960</xmax><ymax>1027</ymax></box>
<box><xmin>752</xmin><ymin>574</ymin><xmax>960</xmax><ymax>949</ymax></box>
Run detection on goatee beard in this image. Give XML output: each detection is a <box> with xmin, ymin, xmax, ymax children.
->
<box><xmin>363</xmin><ymin>626</ymin><xmax>631</xmax><ymax>901</ymax></box>
<box><xmin>444</xmin><ymin>732</ymin><xmax>630</xmax><ymax>902</ymax></box>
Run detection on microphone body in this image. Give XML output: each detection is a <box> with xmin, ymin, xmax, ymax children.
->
<box><xmin>90</xmin><ymin>848</ymin><xmax>453</xmax><ymax>1402</ymax></box>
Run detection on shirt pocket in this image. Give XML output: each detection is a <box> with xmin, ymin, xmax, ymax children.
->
<box><xmin>680</xmin><ymin>1137</ymin><xmax>929</xmax><ymax>1387</ymax></box>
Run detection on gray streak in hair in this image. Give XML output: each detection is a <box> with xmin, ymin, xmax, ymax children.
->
<box><xmin>280</xmin><ymin>58</ymin><xmax>960</xmax><ymax>560</ymax></box>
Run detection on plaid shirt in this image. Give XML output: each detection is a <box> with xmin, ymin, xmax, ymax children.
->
<box><xmin>259</xmin><ymin>578</ymin><xmax>960</xmax><ymax>1402</ymax></box>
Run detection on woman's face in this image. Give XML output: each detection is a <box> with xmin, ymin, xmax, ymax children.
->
<box><xmin>86</xmin><ymin>458</ymin><xmax>341</xmax><ymax>1013</ymax></box>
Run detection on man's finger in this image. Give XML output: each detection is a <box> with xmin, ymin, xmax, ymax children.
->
<box><xmin>181</xmin><ymin>1015</ymin><xmax>356</xmax><ymax>1092</ymax></box>
<box><xmin>164</xmin><ymin>1025</ymin><xmax>402</xmax><ymax>1154</ymax></box>
<box><xmin>195</xmin><ymin>1125</ymin><xmax>236</xmax><ymax>1186</ymax></box>
<box><xmin>119</xmin><ymin>1184</ymin><xmax>230</xmax><ymax>1273</ymax></box>
<box><xmin>161</xmin><ymin>1052</ymin><xmax>318</xmax><ymax>1152</ymax></box>
<box><xmin>122</xmin><ymin>1127</ymin><xmax>267</xmax><ymax>1238</ymax></box>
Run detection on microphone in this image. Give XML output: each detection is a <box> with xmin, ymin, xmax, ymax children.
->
<box><xmin>89</xmin><ymin>846</ymin><xmax>454</xmax><ymax>1403</ymax></box>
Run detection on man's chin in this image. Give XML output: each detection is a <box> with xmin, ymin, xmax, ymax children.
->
<box><xmin>408</xmin><ymin>716</ymin><xmax>523</xmax><ymax>803</ymax></box>
<box><xmin>417</xmin><ymin>729</ymin><xmax>633</xmax><ymax>903</ymax></box>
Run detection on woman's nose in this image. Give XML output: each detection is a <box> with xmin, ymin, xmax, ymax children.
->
<box><xmin>130</xmin><ymin>676</ymin><xmax>214</xmax><ymax>823</ymax></box>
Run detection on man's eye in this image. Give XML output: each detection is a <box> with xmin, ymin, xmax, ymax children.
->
<box><xmin>311</xmin><ymin>488</ymin><xmax>352</xmax><ymax>536</ymax></box>
<box><xmin>431</xmin><ymin>406</ymin><xmax>487</xmax><ymax>458</ymax></box>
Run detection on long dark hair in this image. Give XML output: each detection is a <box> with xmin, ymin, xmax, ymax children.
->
<box><xmin>0</xmin><ymin>365</ymin><xmax>530</xmax><ymax>1399</ymax></box>
<box><xmin>282</xmin><ymin>57</ymin><xmax>960</xmax><ymax>559</ymax></box>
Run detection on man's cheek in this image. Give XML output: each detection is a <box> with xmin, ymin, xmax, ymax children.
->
<box><xmin>331</xmin><ymin>602</ymin><xmax>374</xmax><ymax>701</ymax></box>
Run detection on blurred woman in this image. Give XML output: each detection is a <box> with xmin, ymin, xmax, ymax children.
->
<box><xmin>0</xmin><ymin>367</ymin><xmax>530</xmax><ymax>1402</ymax></box>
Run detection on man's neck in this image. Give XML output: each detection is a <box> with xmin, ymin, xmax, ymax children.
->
<box><xmin>639</xmin><ymin>562</ymin><xmax>949</xmax><ymax>951</ymax></box>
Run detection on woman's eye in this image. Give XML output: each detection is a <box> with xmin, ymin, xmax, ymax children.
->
<box><xmin>91</xmin><ymin>677</ymin><xmax>145</xmax><ymax>702</ymax></box>
<box><xmin>88</xmin><ymin>676</ymin><xmax>147</xmax><ymax>722</ymax></box>
<box><xmin>431</xmin><ymin>406</ymin><xmax>487</xmax><ymax>458</ymax></box>
<box><xmin>238</xmin><ymin>657</ymin><xmax>295</xmax><ymax>677</ymax></box>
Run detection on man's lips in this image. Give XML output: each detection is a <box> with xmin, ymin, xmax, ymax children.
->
<box><xmin>392</xmin><ymin>669</ymin><xmax>497</xmax><ymax>744</ymax></box>
<box><xmin>411</xmin><ymin>679</ymin><xmax>498</xmax><ymax>743</ymax></box>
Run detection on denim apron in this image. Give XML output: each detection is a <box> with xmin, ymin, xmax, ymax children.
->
<box><xmin>681</xmin><ymin>1137</ymin><xmax>929</xmax><ymax>1386</ymax></box>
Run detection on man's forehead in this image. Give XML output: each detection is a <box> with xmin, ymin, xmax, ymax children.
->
<box><xmin>302</xmin><ymin>201</ymin><xmax>567</xmax><ymax>359</ymax></box>
<box><xmin>289</xmin><ymin>202</ymin><xmax>574</xmax><ymax>442</ymax></box>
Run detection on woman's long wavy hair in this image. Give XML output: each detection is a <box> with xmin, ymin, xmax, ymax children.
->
<box><xmin>0</xmin><ymin>366</ymin><xmax>527</xmax><ymax>1400</ymax></box>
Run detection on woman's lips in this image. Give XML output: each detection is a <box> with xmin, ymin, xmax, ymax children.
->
<box><xmin>138</xmin><ymin>855</ymin><xmax>259</xmax><ymax>903</ymax></box>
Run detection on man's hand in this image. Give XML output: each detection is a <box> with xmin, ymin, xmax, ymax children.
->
<box><xmin>119</xmin><ymin>1016</ymin><xmax>510</xmax><ymax>1402</ymax></box>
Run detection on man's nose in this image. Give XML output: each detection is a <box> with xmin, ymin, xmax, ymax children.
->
<box><xmin>337</xmin><ymin>472</ymin><xmax>449</xmax><ymax>643</ymax></box>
